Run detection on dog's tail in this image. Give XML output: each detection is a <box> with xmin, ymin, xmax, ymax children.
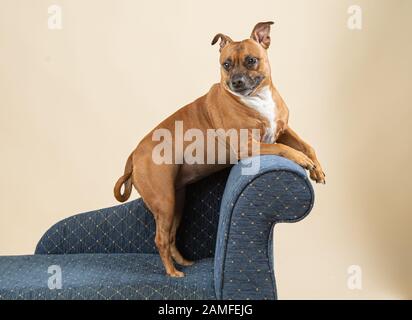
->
<box><xmin>114</xmin><ymin>153</ymin><xmax>133</xmax><ymax>202</ymax></box>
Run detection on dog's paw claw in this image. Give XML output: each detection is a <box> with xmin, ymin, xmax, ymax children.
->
<box><xmin>309</xmin><ymin>163</ymin><xmax>326</xmax><ymax>185</ymax></box>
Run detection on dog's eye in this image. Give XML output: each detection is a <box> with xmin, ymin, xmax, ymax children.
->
<box><xmin>222</xmin><ymin>61</ymin><xmax>232</xmax><ymax>71</ymax></box>
<box><xmin>246</xmin><ymin>57</ymin><xmax>258</xmax><ymax>67</ymax></box>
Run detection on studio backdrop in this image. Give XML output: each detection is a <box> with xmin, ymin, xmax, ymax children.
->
<box><xmin>0</xmin><ymin>0</ymin><xmax>411</xmax><ymax>299</ymax></box>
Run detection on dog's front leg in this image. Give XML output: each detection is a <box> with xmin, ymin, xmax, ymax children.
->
<box><xmin>277</xmin><ymin>127</ymin><xmax>326</xmax><ymax>184</ymax></box>
<box><xmin>259</xmin><ymin>142</ymin><xmax>316</xmax><ymax>171</ymax></box>
<box><xmin>238</xmin><ymin>136</ymin><xmax>315</xmax><ymax>171</ymax></box>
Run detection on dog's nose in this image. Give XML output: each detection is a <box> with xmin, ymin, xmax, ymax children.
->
<box><xmin>231</xmin><ymin>75</ymin><xmax>246</xmax><ymax>91</ymax></box>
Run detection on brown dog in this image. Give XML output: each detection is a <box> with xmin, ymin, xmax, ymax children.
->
<box><xmin>114</xmin><ymin>22</ymin><xmax>325</xmax><ymax>277</ymax></box>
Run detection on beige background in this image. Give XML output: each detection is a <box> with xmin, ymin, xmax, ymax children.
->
<box><xmin>1</xmin><ymin>0</ymin><xmax>411</xmax><ymax>299</ymax></box>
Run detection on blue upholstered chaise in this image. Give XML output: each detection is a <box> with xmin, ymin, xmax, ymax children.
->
<box><xmin>0</xmin><ymin>155</ymin><xmax>314</xmax><ymax>300</ymax></box>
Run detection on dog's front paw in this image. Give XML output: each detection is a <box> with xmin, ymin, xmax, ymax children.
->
<box><xmin>310</xmin><ymin>162</ymin><xmax>326</xmax><ymax>184</ymax></box>
<box><xmin>288</xmin><ymin>150</ymin><xmax>315</xmax><ymax>171</ymax></box>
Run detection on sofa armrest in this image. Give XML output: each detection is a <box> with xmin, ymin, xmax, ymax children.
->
<box><xmin>214</xmin><ymin>155</ymin><xmax>314</xmax><ymax>300</ymax></box>
<box><xmin>35</xmin><ymin>199</ymin><xmax>157</xmax><ymax>255</ymax></box>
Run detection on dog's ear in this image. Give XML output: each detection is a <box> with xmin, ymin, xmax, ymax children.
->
<box><xmin>211</xmin><ymin>33</ymin><xmax>233</xmax><ymax>52</ymax></box>
<box><xmin>250</xmin><ymin>21</ymin><xmax>274</xmax><ymax>49</ymax></box>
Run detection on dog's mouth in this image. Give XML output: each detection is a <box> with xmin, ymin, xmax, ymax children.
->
<box><xmin>232</xmin><ymin>87</ymin><xmax>253</xmax><ymax>96</ymax></box>
<box><xmin>227</xmin><ymin>75</ymin><xmax>264</xmax><ymax>97</ymax></box>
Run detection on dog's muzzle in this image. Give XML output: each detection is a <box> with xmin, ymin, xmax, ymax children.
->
<box><xmin>228</xmin><ymin>74</ymin><xmax>264</xmax><ymax>95</ymax></box>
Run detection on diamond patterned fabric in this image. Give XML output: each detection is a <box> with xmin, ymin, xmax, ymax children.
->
<box><xmin>0</xmin><ymin>155</ymin><xmax>314</xmax><ymax>300</ymax></box>
<box><xmin>35</xmin><ymin>169</ymin><xmax>231</xmax><ymax>260</ymax></box>
<box><xmin>214</xmin><ymin>156</ymin><xmax>314</xmax><ymax>300</ymax></box>
<box><xmin>0</xmin><ymin>254</ymin><xmax>215</xmax><ymax>300</ymax></box>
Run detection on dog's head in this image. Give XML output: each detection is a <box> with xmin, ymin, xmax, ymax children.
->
<box><xmin>212</xmin><ymin>21</ymin><xmax>274</xmax><ymax>97</ymax></box>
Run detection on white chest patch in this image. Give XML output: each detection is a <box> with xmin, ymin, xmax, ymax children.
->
<box><xmin>236</xmin><ymin>86</ymin><xmax>277</xmax><ymax>144</ymax></box>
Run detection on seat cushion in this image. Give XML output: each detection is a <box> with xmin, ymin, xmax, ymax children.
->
<box><xmin>0</xmin><ymin>253</ymin><xmax>215</xmax><ymax>300</ymax></box>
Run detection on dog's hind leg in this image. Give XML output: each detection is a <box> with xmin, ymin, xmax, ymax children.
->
<box><xmin>154</xmin><ymin>201</ymin><xmax>184</xmax><ymax>277</ymax></box>
<box><xmin>133</xmin><ymin>163</ymin><xmax>184</xmax><ymax>277</ymax></box>
<box><xmin>170</xmin><ymin>187</ymin><xmax>194</xmax><ymax>267</ymax></box>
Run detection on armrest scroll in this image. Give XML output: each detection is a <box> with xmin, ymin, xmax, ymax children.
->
<box><xmin>214</xmin><ymin>155</ymin><xmax>314</xmax><ymax>300</ymax></box>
